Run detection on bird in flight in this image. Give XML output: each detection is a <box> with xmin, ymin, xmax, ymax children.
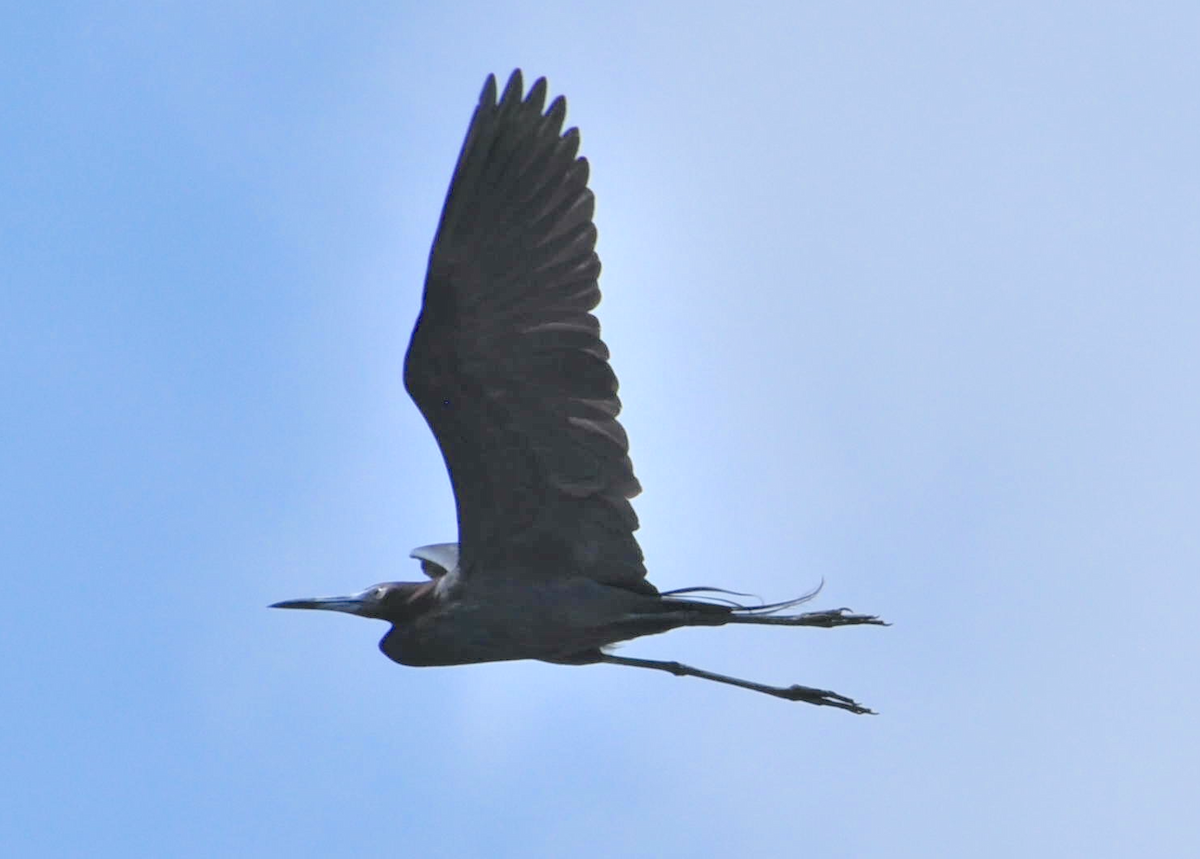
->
<box><xmin>271</xmin><ymin>70</ymin><xmax>885</xmax><ymax>714</ymax></box>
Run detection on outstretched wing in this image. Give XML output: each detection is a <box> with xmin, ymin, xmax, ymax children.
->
<box><xmin>404</xmin><ymin>71</ymin><xmax>651</xmax><ymax>595</ymax></box>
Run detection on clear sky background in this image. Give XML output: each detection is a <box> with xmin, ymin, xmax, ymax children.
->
<box><xmin>4</xmin><ymin>3</ymin><xmax>1198</xmax><ymax>857</ymax></box>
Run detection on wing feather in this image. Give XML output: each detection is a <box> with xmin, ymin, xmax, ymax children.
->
<box><xmin>404</xmin><ymin>71</ymin><xmax>650</xmax><ymax>594</ymax></box>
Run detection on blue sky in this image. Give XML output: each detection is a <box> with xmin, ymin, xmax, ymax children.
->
<box><xmin>4</xmin><ymin>2</ymin><xmax>1198</xmax><ymax>857</ymax></box>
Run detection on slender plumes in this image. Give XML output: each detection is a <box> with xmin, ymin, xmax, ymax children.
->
<box><xmin>660</xmin><ymin>584</ymin><xmax>824</xmax><ymax>613</ymax></box>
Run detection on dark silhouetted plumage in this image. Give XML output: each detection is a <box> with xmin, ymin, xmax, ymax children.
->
<box><xmin>271</xmin><ymin>70</ymin><xmax>885</xmax><ymax>713</ymax></box>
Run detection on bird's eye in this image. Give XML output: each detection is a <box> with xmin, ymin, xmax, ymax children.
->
<box><xmin>374</xmin><ymin>587</ymin><xmax>387</xmax><ymax>599</ymax></box>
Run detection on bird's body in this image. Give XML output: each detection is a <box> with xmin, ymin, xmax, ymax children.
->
<box><xmin>272</xmin><ymin>71</ymin><xmax>885</xmax><ymax>713</ymax></box>
<box><xmin>379</xmin><ymin>577</ymin><xmax>688</xmax><ymax>667</ymax></box>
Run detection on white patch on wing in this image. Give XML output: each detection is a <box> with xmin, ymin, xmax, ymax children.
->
<box><xmin>410</xmin><ymin>543</ymin><xmax>460</xmax><ymax>578</ymax></box>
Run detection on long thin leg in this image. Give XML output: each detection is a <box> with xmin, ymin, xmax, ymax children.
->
<box><xmin>598</xmin><ymin>653</ymin><xmax>875</xmax><ymax>714</ymax></box>
<box><xmin>728</xmin><ymin>607</ymin><xmax>888</xmax><ymax>628</ymax></box>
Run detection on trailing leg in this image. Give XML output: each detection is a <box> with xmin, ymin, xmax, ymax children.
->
<box><xmin>597</xmin><ymin>653</ymin><xmax>875</xmax><ymax>714</ymax></box>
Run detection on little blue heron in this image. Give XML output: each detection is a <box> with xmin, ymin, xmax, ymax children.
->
<box><xmin>271</xmin><ymin>70</ymin><xmax>885</xmax><ymax>714</ymax></box>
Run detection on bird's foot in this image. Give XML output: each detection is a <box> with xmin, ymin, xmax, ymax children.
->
<box><xmin>776</xmin><ymin>683</ymin><xmax>876</xmax><ymax>715</ymax></box>
<box><xmin>796</xmin><ymin>607</ymin><xmax>889</xmax><ymax>628</ymax></box>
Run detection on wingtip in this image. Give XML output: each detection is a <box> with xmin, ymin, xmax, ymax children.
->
<box><xmin>483</xmin><ymin>71</ymin><xmax>570</xmax><ymax>126</ymax></box>
<box><xmin>525</xmin><ymin>75</ymin><xmax>548</xmax><ymax>112</ymax></box>
<box><xmin>480</xmin><ymin>73</ymin><xmax>499</xmax><ymax>107</ymax></box>
<box><xmin>500</xmin><ymin>69</ymin><xmax>525</xmax><ymax>106</ymax></box>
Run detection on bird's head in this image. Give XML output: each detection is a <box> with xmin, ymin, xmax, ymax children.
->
<box><xmin>269</xmin><ymin>581</ymin><xmax>430</xmax><ymax>622</ymax></box>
